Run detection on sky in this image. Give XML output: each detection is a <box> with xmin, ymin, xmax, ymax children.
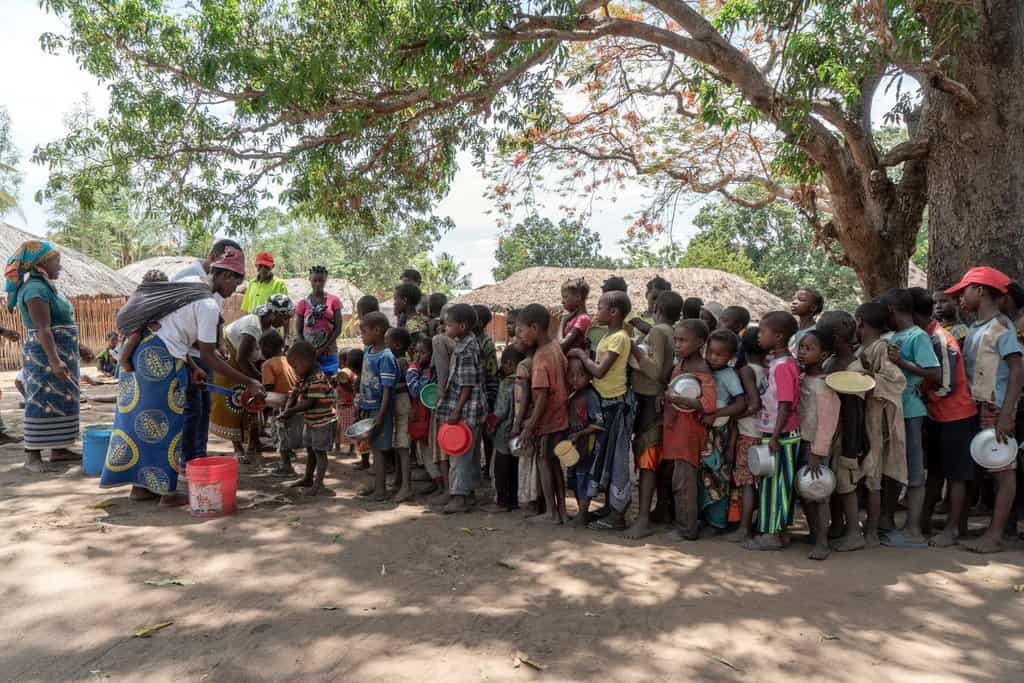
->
<box><xmin>1</xmin><ymin>1</ymin><xmax>698</xmax><ymax>289</ymax></box>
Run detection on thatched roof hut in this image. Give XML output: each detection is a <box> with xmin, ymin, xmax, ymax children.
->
<box><xmin>0</xmin><ymin>222</ymin><xmax>136</xmax><ymax>299</ymax></box>
<box><xmin>273</xmin><ymin>277</ymin><xmax>366</xmax><ymax>311</ymax></box>
<box><xmin>117</xmin><ymin>256</ymin><xmax>205</xmax><ymax>283</ymax></box>
<box><xmin>457</xmin><ymin>267</ymin><xmax>788</xmax><ymax>318</ymax></box>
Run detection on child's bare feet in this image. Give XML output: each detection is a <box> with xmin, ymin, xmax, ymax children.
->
<box><xmin>528</xmin><ymin>513</ymin><xmax>563</xmax><ymax>525</ymax></box>
<box><xmin>304</xmin><ymin>484</ymin><xmax>322</xmax><ymax>497</ymax></box>
<box><xmin>23</xmin><ymin>452</ymin><xmax>61</xmax><ymax>473</ymax></box>
<box><xmin>622</xmin><ymin>519</ymin><xmax>655</xmax><ymax>539</ymax></box>
<box><xmin>929</xmin><ymin>529</ymin><xmax>958</xmax><ymax>548</ymax></box>
<box><xmin>741</xmin><ymin>534</ymin><xmax>784</xmax><ymax>551</ymax></box>
<box><xmin>808</xmin><ymin>543</ymin><xmax>831</xmax><ymax>561</ymax></box>
<box><xmin>569</xmin><ymin>513</ymin><xmax>589</xmax><ymax>528</ymax></box>
<box><xmin>442</xmin><ymin>495</ymin><xmax>471</xmax><ymax>514</ymax></box>
<box><xmin>288</xmin><ymin>478</ymin><xmax>314</xmax><ymax>489</ymax></box>
<box><xmin>961</xmin><ymin>535</ymin><xmax>1003</xmax><ymax>554</ymax></box>
<box><xmin>723</xmin><ymin>527</ymin><xmax>751</xmax><ymax>543</ymax></box>
<box><xmin>863</xmin><ymin>530</ymin><xmax>881</xmax><ymax>548</ymax></box>
<box><xmin>158</xmin><ymin>493</ymin><xmax>188</xmax><ymax>508</ymax></box>
<box><xmin>833</xmin><ymin>533</ymin><xmax>866</xmax><ymax>552</ymax></box>
<box><xmin>521</xmin><ymin>502</ymin><xmax>541</xmax><ymax>518</ymax></box>
<box><xmin>393</xmin><ymin>487</ymin><xmax>414</xmax><ymax>503</ymax></box>
<box><xmin>272</xmin><ymin>462</ymin><xmax>297</xmax><ymax>477</ymax></box>
<box><xmin>480</xmin><ymin>503</ymin><xmax>510</xmax><ymax>514</ymax></box>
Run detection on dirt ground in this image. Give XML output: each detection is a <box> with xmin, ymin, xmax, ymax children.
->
<box><xmin>1</xmin><ymin>370</ymin><xmax>1023</xmax><ymax>682</ymax></box>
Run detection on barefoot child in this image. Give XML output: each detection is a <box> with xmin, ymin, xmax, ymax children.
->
<box><xmin>484</xmin><ymin>345</ymin><xmax>525</xmax><ymax>513</ymax></box>
<box><xmin>855</xmin><ymin>302</ymin><xmax>907</xmax><ymax>547</ymax></box>
<box><xmin>472</xmin><ymin>305</ymin><xmax>500</xmax><ymax>481</ymax></box>
<box><xmin>630</xmin><ymin>276</ymin><xmax>671</xmax><ymax>337</ymax></box>
<box><xmin>624</xmin><ymin>290</ymin><xmax>682</xmax><ymax>539</ymax></box>
<box><xmin>517</xmin><ymin>304</ymin><xmax>570</xmax><ymax>524</ymax></box>
<box><xmin>566</xmin><ymin>357</ymin><xmax>604</xmax><ymax>526</ymax></box>
<box><xmin>334</xmin><ymin>348</ymin><xmax>362</xmax><ymax>458</ymax></box>
<box><xmin>357</xmin><ymin>312</ymin><xmax>398</xmax><ymax>501</ymax></box>
<box><xmin>909</xmin><ymin>289</ymin><xmax>978</xmax><ymax>546</ymax></box>
<box><xmin>436</xmin><ymin>304</ymin><xmax>487</xmax><ymax>514</ymax></box>
<box><xmin>260</xmin><ymin>330</ymin><xmax>299</xmax><ymax>476</ymax></box>
<box><xmin>817</xmin><ymin>311</ymin><xmax>870</xmax><ymax>552</ymax></box>
<box><xmin>703</xmin><ymin>329</ymin><xmax>748</xmax><ymax>531</ymax></box>
<box><xmin>796</xmin><ymin>329</ymin><xmax>840</xmax><ymax>561</ymax></box>
<box><xmin>789</xmin><ymin>288</ymin><xmax>824</xmax><ymax>354</ymax></box>
<box><xmin>407</xmin><ymin>336</ymin><xmax>440</xmax><ymax>493</ymax></box>
<box><xmin>880</xmin><ymin>288</ymin><xmax>940</xmax><ymax>548</ymax></box>
<box><xmin>386</xmin><ymin>326</ymin><xmax>414</xmax><ymax>502</ymax></box>
<box><xmin>281</xmin><ymin>342</ymin><xmax>337</xmax><ymax>495</ymax></box>
<box><xmin>95</xmin><ymin>331</ymin><xmax>120</xmax><ymax>376</ymax></box>
<box><xmin>947</xmin><ymin>267</ymin><xmax>1024</xmax><ymax>553</ymax></box>
<box><xmin>569</xmin><ymin>290</ymin><xmax>634</xmax><ymax>531</ymax></box>
<box><xmin>743</xmin><ymin>311</ymin><xmax>801</xmax><ymax>552</ymax></box>
<box><xmin>663</xmin><ymin>320</ymin><xmax>716</xmax><ymax>540</ymax></box>
<box><xmin>728</xmin><ymin>328</ymin><xmax>764</xmax><ymax>542</ymax></box>
<box><xmin>513</xmin><ymin>337</ymin><xmax>540</xmax><ymax>516</ymax></box>
<box><xmin>394</xmin><ymin>283</ymin><xmax>428</xmax><ymax>347</ymax></box>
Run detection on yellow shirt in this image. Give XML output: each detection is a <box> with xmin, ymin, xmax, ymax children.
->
<box><xmin>241</xmin><ymin>276</ymin><xmax>289</xmax><ymax>313</ymax></box>
<box><xmin>593</xmin><ymin>329</ymin><xmax>630</xmax><ymax>398</ymax></box>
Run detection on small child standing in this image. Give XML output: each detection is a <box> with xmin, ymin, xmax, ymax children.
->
<box><xmin>386</xmin><ymin>327</ymin><xmax>415</xmax><ymax>503</ymax></box>
<box><xmin>568</xmin><ymin>290</ymin><xmax>634</xmax><ymax>531</ymax></box>
<box><xmin>472</xmin><ymin>304</ymin><xmax>500</xmax><ymax>481</ymax></box>
<box><xmin>513</xmin><ymin>339</ymin><xmax>540</xmax><ymax>515</ymax></box>
<box><xmin>394</xmin><ymin>283</ymin><xmax>428</xmax><ymax>346</ymax></box>
<box><xmin>743</xmin><ymin>311</ymin><xmax>801</xmax><ymax>552</ymax></box>
<box><xmin>335</xmin><ymin>348</ymin><xmax>362</xmax><ymax>460</ymax></box>
<box><xmin>719</xmin><ymin>306</ymin><xmax>751</xmax><ymax>367</ymax></box>
<box><xmin>933</xmin><ymin>289</ymin><xmax>969</xmax><ymax>346</ymax></box>
<box><xmin>426</xmin><ymin>292</ymin><xmax>448</xmax><ymax>338</ymax></box>
<box><xmin>435</xmin><ymin>304</ymin><xmax>487</xmax><ymax>514</ymax></box>
<box><xmin>817</xmin><ymin>311</ymin><xmax>871</xmax><ymax>552</ymax></box>
<box><xmin>702</xmin><ymin>329</ymin><xmax>747</xmax><ymax>531</ymax></box>
<box><xmin>727</xmin><ymin>327</ymin><xmax>765</xmax><ymax>542</ymax></box>
<box><xmin>566</xmin><ymin>356</ymin><xmax>604</xmax><ymax>524</ymax></box>
<box><xmin>947</xmin><ymin>267</ymin><xmax>1024</xmax><ymax>554</ymax></box>
<box><xmin>281</xmin><ymin>342</ymin><xmax>337</xmax><ymax>495</ymax></box>
<box><xmin>662</xmin><ymin>320</ymin><xmax>716</xmax><ymax>540</ymax></box>
<box><xmin>855</xmin><ymin>302</ymin><xmax>907</xmax><ymax>547</ymax></box>
<box><xmin>357</xmin><ymin>312</ymin><xmax>399</xmax><ymax>501</ymax></box>
<box><xmin>407</xmin><ymin>336</ymin><xmax>440</xmax><ymax>492</ymax></box>
<box><xmin>789</xmin><ymin>288</ymin><xmax>824</xmax><ymax>354</ymax></box>
<box><xmin>260</xmin><ymin>330</ymin><xmax>299</xmax><ymax>476</ymax></box>
<box><xmin>796</xmin><ymin>329</ymin><xmax>840</xmax><ymax>561</ymax></box>
<box><xmin>518</xmin><ymin>304</ymin><xmax>570</xmax><ymax>525</ymax></box>
<box><xmin>484</xmin><ymin>345</ymin><xmax>525</xmax><ymax>513</ymax></box>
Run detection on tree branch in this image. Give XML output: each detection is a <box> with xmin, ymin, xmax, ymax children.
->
<box><xmin>878</xmin><ymin>137</ymin><xmax>930</xmax><ymax>167</ymax></box>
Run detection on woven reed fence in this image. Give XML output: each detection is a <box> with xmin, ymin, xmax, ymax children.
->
<box><xmin>0</xmin><ymin>295</ymin><xmax>128</xmax><ymax>371</ymax></box>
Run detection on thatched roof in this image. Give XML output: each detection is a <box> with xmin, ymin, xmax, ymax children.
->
<box><xmin>0</xmin><ymin>222</ymin><xmax>136</xmax><ymax>299</ymax></box>
<box><xmin>273</xmin><ymin>277</ymin><xmax>366</xmax><ymax>310</ymax></box>
<box><xmin>118</xmin><ymin>256</ymin><xmax>205</xmax><ymax>283</ymax></box>
<box><xmin>457</xmin><ymin>267</ymin><xmax>788</xmax><ymax>318</ymax></box>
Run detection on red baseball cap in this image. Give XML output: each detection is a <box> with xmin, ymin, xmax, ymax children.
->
<box><xmin>211</xmin><ymin>246</ymin><xmax>246</xmax><ymax>276</ymax></box>
<box><xmin>944</xmin><ymin>266</ymin><xmax>1011</xmax><ymax>295</ymax></box>
<box><xmin>254</xmin><ymin>251</ymin><xmax>275</xmax><ymax>268</ymax></box>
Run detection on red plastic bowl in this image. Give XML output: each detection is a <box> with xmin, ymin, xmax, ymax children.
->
<box><xmin>438</xmin><ymin>422</ymin><xmax>473</xmax><ymax>456</ymax></box>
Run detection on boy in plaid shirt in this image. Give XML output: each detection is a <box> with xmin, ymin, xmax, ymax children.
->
<box><xmin>435</xmin><ymin>303</ymin><xmax>487</xmax><ymax>514</ymax></box>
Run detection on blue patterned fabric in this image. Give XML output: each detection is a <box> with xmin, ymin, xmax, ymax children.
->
<box><xmin>5</xmin><ymin>240</ymin><xmax>55</xmax><ymax>311</ymax></box>
<box><xmin>100</xmin><ymin>334</ymin><xmax>188</xmax><ymax>495</ymax></box>
<box><xmin>22</xmin><ymin>324</ymin><xmax>80</xmax><ymax>449</ymax></box>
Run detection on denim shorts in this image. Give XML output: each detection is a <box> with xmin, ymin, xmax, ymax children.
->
<box><xmin>905</xmin><ymin>416</ymin><xmax>925</xmax><ymax>488</ymax></box>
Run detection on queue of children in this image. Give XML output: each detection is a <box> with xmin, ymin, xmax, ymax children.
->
<box><xmin>146</xmin><ymin>260</ymin><xmax>1021</xmax><ymax>558</ymax></box>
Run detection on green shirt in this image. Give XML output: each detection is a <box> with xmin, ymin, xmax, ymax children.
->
<box><xmin>241</xmin><ymin>276</ymin><xmax>289</xmax><ymax>313</ymax></box>
<box><xmin>16</xmin><ymin>276</ymin><xmax>75</xmax><ymax>329</ymax></box>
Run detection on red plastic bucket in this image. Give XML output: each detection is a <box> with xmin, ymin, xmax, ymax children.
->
<box><xmin>185</xmin><ymin>456</ymin><xmax>238</xmax><ymax>517</ymax></box>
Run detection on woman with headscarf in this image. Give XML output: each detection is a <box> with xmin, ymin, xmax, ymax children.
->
<box><xmin>5</xmin><ymin>241</ymin><xmax>93</xmax><ymax>472</ymax></box>
<box><xmin>294</xmin><ymin>265</ymin><xmax>343</xmax><ymax>375</ymax></box>
<box><xmin>210</xmin><ymin>293</ymin><xmax>295</xmax><ymax>463</ymax></box>
<box><xmin>100</xmin><ymin>246</ymin><xmax>265</xmax><ymax>506</ymax></box>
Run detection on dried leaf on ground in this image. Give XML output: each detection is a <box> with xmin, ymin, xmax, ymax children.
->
<box><xmin>513</xmin><ymin>651</ymin><xmax>546</xmax><ymax>671</ymax></box>
<box><xmin>91</xmin><ymin>501</ymin><xmax>116</xmax><ymax>509</ymax></box>
<box><xmin>144</xmin><ymin>577</ymin><xmax>194</xmax><ymax>587</ymax></box>
<box><xmin>496</xmin><ymin>559</ymin><xmax>517</xmax><ymax>570</ymax></box>
<box><xmin>134</xmin><ymin>621</ymin><xmax>173</xmax><ymax>638</ymax></box>
<box><xmin>820</xmin><ymin>634</ymin><xmax>840</xmax><ymax>641</ymax></box>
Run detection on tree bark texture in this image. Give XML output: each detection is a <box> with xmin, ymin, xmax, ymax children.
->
<box><xmin>927</xmin><ymin>0</ymin><xmax>1024</xmax><ymax>288</ymax></box>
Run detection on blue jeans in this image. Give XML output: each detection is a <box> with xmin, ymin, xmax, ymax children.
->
<box><xmin>183</xmin><ymin>357</ymin><xmax>212</xmax><ymax>463</ymax></box>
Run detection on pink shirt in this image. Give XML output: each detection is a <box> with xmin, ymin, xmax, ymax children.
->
<box><xmin>561</xmin><ymin>312</ymin><xmax>592</xmax><ymax>350</ymax></box>
<box><xmin>756</xmin><ymin>354</ymin><xmax>801</xmax><ymax>434</ymax></box>
<box><xmin>295</xmin><ymin>294</ymin><xmax>343</xmax><ymax>349</ymax></box>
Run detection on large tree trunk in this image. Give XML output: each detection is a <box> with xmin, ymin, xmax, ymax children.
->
<box><xmin>927</xmin><ymin>0</ymin><xmax>1024</xmax><ymax>288</ymax></box>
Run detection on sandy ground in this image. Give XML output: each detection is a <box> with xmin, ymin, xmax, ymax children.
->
<box><xmin>1</xmin><ymin>370</ymin><xmax>1023</xmax><ymax>682</ymax></box>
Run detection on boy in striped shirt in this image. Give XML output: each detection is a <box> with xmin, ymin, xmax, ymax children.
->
<box><xmin>282</xmin><ymin>341</ymin><xmax>338</xmax><ymax>496</ymax></box>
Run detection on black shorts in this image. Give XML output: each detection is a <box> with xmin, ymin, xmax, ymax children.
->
<box><xmin>924</xmin><ymin>416</ymin><xmax>978</xmax><ymax>482</ymax></box>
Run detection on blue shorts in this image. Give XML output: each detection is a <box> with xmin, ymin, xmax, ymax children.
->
<box><xmin>366</xmin><ymin>408</ymin><xmax>393</xmax><ymax>451</ymax></box>
<box><xmin>319</xmin><ymin>354</ymin><xmax>339</xmax><ymax>375</ymax></box>
<box><xmin>905</xmin><ymin>416</ymin><xmax>925</xmax><ymax>488</ymax></box>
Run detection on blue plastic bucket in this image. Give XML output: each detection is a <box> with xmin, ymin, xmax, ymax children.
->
<box><xmin>83</xmin><ymin>424</ymin><xmax>114</xmax><ymax>477</ymax></box>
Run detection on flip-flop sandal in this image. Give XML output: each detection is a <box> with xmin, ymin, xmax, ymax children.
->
<box><xmin>587</xmin><ymin>517</ymin><xmax>626</xmax><ymax>532</ymax></box>
<box><xmin>880</xmin><ymin>530</ymin><xmax>928</xmax><ymax>549</ymax></box>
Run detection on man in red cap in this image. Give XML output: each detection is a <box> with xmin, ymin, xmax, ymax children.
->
<box><xmin>946</xmin><ymin>266</ymin><xmax>1023</xmax><ymax>553</ymax></box>
<box><xmin>242</xmin><ymin>251</ymin><xmax>289</xmax><ymax>313</ymax></box>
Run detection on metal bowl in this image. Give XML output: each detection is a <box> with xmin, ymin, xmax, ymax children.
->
<box><xmin>668</xmin><ymin>373</ymin><xmax>702</xmax><ymax>412</ymax></box>
<box><xmin>747</xmin><ymin>444</ymin><xmax>776</xmax><ymax>477</ymax></box>
<box><xmin>970</xmin><ymin>428</ymin><xmax>1019</xmax><ymax>470</ymax></box>
<box><xmin>795</xmin><ymin>465</ymin><xmax>837</xmax><ymax>501</ymax></box>
<box><xmin>345</xmin><ymin>418</ymin><xmax>376</xmax><ymax>440</ymax></box>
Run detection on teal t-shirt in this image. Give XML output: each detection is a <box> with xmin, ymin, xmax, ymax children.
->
<box><xmin>16</xmin><ymin>276</ymin><xmax>76</xmax><ymax>330</ymax></box>
<box><xmin>890</xmin><ymin>325</ymin><xmax>939</xmax><ymax>419</ymax></box>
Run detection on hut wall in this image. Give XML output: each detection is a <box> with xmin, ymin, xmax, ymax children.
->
<box><xmin>0</xmin><ymin>295</ymin><xmax>128</xmax><ymax>371</ymax></box>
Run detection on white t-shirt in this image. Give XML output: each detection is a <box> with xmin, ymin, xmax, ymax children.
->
<box><xmin>225</xmin><ymin>314</ymin><xmax>263</xmax><ymax>359</ymax></box>
<box><xmin>171</xmin><ymin>259</ymin><xmax>208</xmax><ymax>283</ymax></box>
<box><xmin>155</xmin><ymin>298</ymin><xmax>221</xmax><ymax>360</ymax></box>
